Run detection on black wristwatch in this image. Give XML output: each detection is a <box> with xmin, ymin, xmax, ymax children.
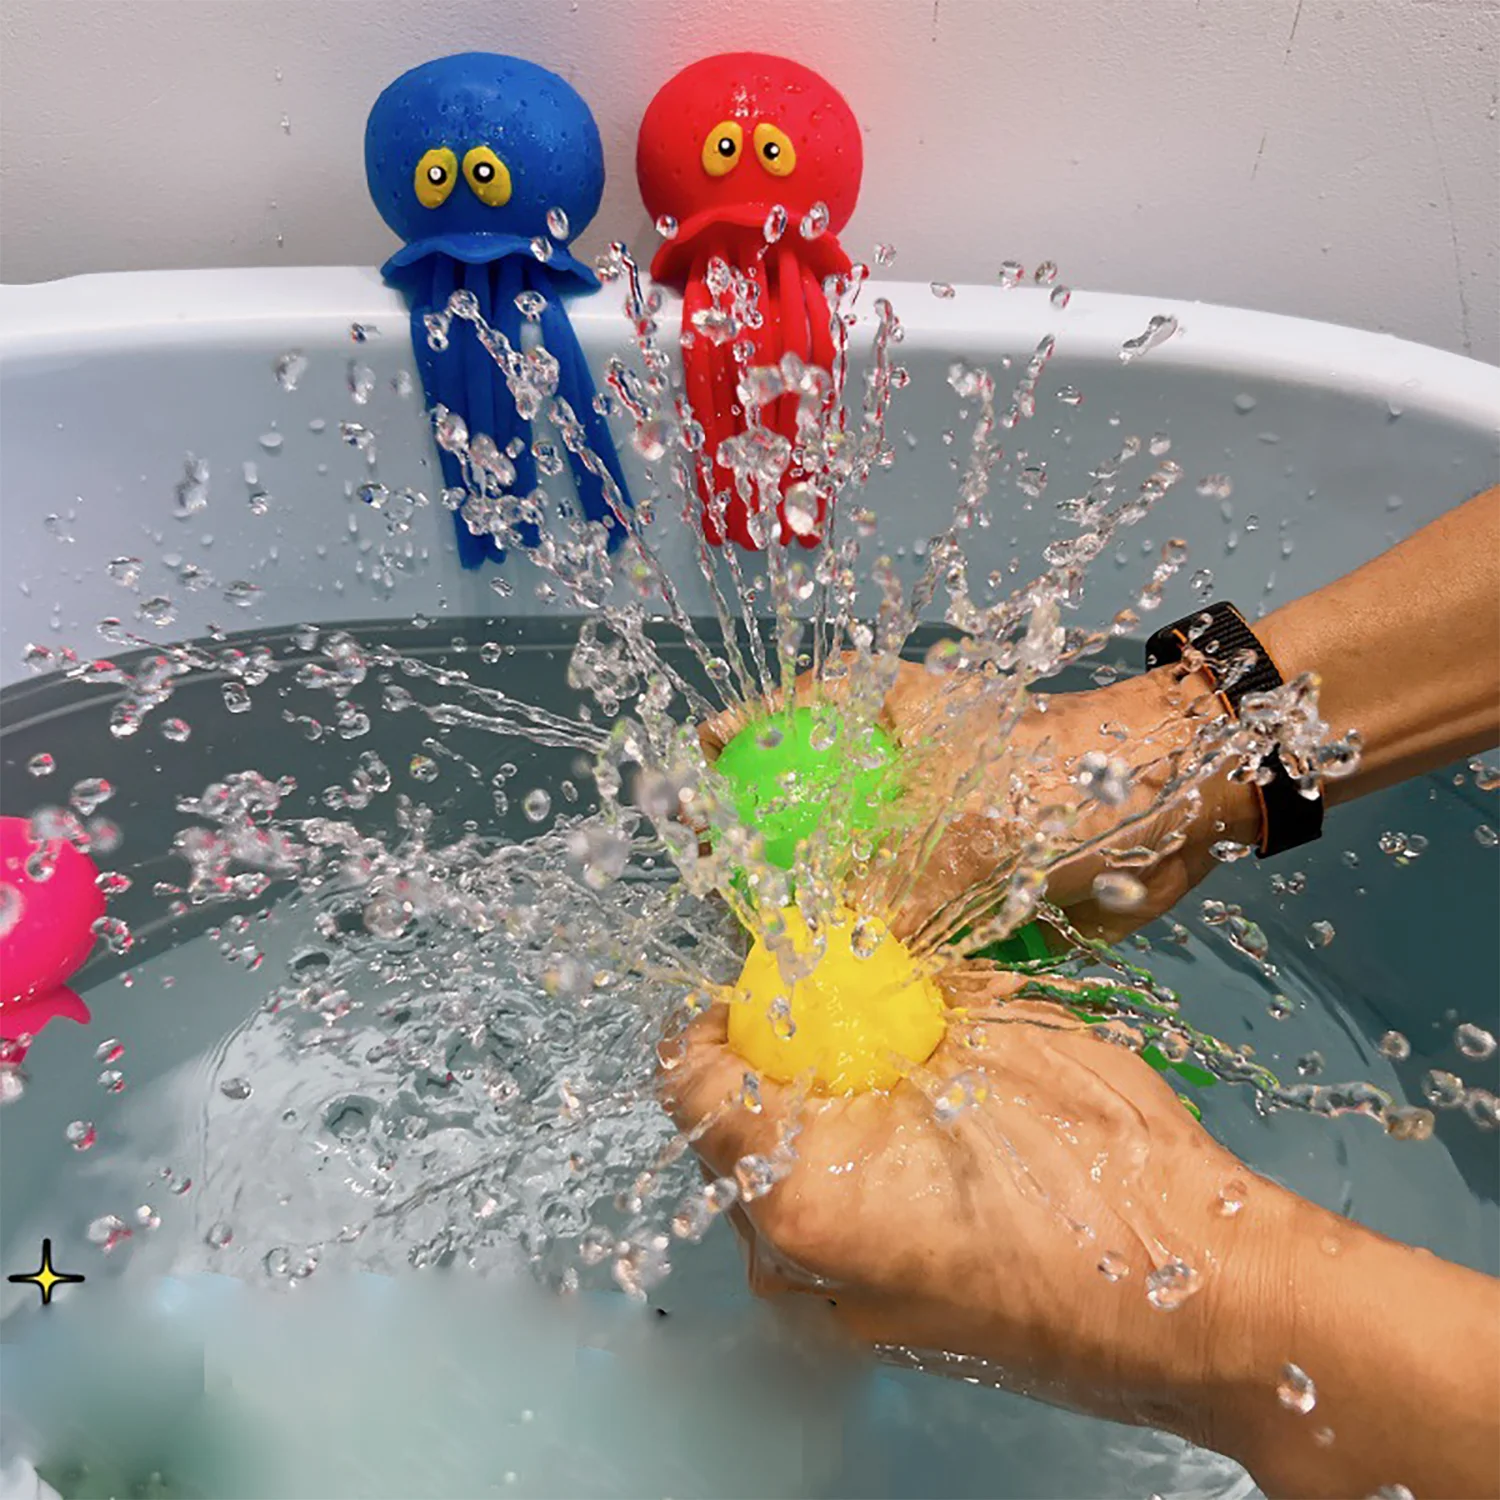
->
<box><xmin>1144</xmin><ymin>600</ymin><xmax>1323</xmax><ymax>859</ymax></box>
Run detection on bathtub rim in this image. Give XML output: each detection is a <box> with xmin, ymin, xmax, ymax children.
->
<box><xmin>2</xmin><ymin>265</ymin><xmax>1497</xmax><ymax>437</ymax></box>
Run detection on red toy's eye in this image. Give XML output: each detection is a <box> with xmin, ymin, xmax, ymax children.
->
<box><xmin>752</xmin><ymin>122</ymin><xmax>797</xmax><ymax>178</ymax></box>
<box><xmin>701</xmin><ymin>119</ymin><xmax>744</xmax><ymax>177</ymax></box>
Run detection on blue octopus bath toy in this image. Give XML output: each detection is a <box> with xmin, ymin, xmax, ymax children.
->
<box><xmin>365</xmin><ymin>53</ymin><xmax>631</xmax><ymax>567</ymax></box>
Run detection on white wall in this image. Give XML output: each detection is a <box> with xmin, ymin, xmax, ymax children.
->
<box><xmin>2</xmin><ymin>0</ymin><xmax>1495</xmax><ymax>362</ymax></box>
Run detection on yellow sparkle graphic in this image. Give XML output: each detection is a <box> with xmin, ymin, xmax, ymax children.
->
<box><xmin>8</xmin><ymin>1239</ymin><xmax>85</xmax><ymax>1307</ymax></box>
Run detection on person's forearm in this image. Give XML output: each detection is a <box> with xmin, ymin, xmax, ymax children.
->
<box><xmin>1201</xmin><ymin>1189</ymin><xmax>1500</xmax><ymax>1499</ymax></box>
<box><xmin>1256</xmin><ymin>485</ymin><xmax>1500</xmax><ymax>805</ymax></box>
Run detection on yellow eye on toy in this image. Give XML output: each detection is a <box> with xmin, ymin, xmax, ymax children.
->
<box><xmin>701</xmin><ymin>120</ymin><xmax>744</xmax><ymax>177</ymax></box>
<box><xmin>753</xmin><ymin>122</ymin><xmax>797</xmax><ymax>177</ymax></box>
<box><xmin>462</xmin><ymin>146</ymin><xmax>512</xmax><ymax>207</ymax></box>
<box><xmin>414</xmin><ymin>148</ymin><xmax>458</xmax><ymax>209</ymax></box>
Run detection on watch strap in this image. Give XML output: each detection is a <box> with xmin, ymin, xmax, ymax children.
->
<box><xmin>1145</xmin><ymin>601</ymin><xmax>1323</xmax><ymax>859</ymax></box>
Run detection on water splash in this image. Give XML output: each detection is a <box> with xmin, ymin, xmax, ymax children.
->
<box><xmin>1</xmin><ymin>247</ymin><xmax>1455</xmax><ymax>1354</ymax></box>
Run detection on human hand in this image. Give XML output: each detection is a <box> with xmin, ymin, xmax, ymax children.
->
<box><xmin>698</xmin><ymin>653</ymin><xmax>1261</xmax><ymax>947</ymax></box>
<box><xmin>660</xmin><ymin>967</ymin><xmax>1283</xmax><ymax>1439</ymax></box>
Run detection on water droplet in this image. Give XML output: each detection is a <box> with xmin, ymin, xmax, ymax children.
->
<box><xmin>1456</xmin><ymin>1023</ymin><xmax>1496</xmax><ymax>1060</ymax></box>
<box><xmin>782</xmin><ymin>483</ymin><xmax>820</xmax><ymax>537</ymax></box>
<box><xmin>220</xmin><ymin>1076</ymin><xmax>253</xmax><ymax>1101</ymax></box>
<box><xmin>1297</xmin><ymin>1051</ymin><xmax>1325</xmax><ymax>1077</ymax></box>
<box><xmin>1384</xmin><ymin>1105</ymin><xmax>1434</xmax><ymax>1141</ymax></box>
<box><xmin>96</xmin><ymin>1038</ymin><xmax>124</xmax><ymax>1064</ymax></box>
<box><xmin>409</xmin><ymin>754</ymin><xmax>439</xmax><ymax>783</ymax></box>
<box><xmin>1057</xmin><ymin>386</ymin><xmax>1084</xmax><ymax>407</ymax></box>
<box><xmin>1097</xmin><ymin>1250</ymin><xmax>1130</xmax><ymax>1281</ymax></box>
<box><xmin>28</xmin><ymin>753</ymin><xmax>55</xmax><ymax>777</ymax></box>
<box><xmin>768</xmin><ymin>995</ymin><xmax>796</xmax><ymax>1041</ymax></box>
<box><xmin>799</xmin><ymin>202</ymin><xmax>830</xmax><ymax>239</ymax></box>
<box><xmin>137</xmin><ymin>596</ymin><xmax>176</xmax><ymax>627</ymax></box>
<box><xmin>633</xmin><ymin>419</ymin><xmax>667</xmax><ymax>463</ymax></box>
<box><xmin>1277</xmin><ymin>1362</ymin><xmax>1317</xmax><ymax>1414</ymax></box>
<box><xmin>545</xmin><ymin>205</ymin><xmax>570</xmax><ymax>240</ymax></box>
<box><xmin>86</xmin><ymin>1214</ymin><xmax>131</xmax><ymax>1251</ymax></box>
<box><xmin>97</xmin><ymin>1068</ymin><xmax>125</xmax><ymax>1093</ymax></box>
<box><xmin>205</xmin><ymin>1221</ymin><xmax>234</xmax><ymax>1249</ymax></box>
<box><xmin>65</xmin><ymin>1120</ymin><xmax>97</xmax><ymax>1151</ymax></box>
<box><xmin>1476</xmin><ymin>823</ymin><xmax>1498</xmax><ymax>847</ymax></box>
<box><xmin>1032</xmin><ymin>260</ymin><xmax>1059</xmax><ymax>285</ymax></box>
<box><xmin>997</xmin><ymin>260</ymin><xmax>1024</xmax><ymax>287</ymax></box>
<box><xmin>655</xmin><ymin>213</ymin><xmax>679</xmax><ymax>239</ymax></box>
<box><xmin>930</xmin><ymin>281</ymin><xmax>956</xmax><ymax>299</ymax></box>
<box><xmin>1379</xmin><ymin>1030</ymin><xmax>1411</xmax><ymax>1061</ymax></box>
<box><xmin>222</xmin><ymin>681</ymin><xmax>252</xmax><ymax>715</ymax></box>
<box><xmin>0</xmin><ymin>886</ymin><xmax>20</xmax><ymax>940</ymax></box>
<box><xmin>223</xmin><ymin>580</ymin><xmax>263</xmax><ymax>609</ymax></box>
<box><xmin>1305</xmin><ymin>920</ymin><xmax>1335</xmax><ymax>949</ymax></box>
<box><xmin>162</xmin><ymin>717</ymin><xmax>192</xmax><ymax>743</ymax></box>
<box><xmin>1048</xmin><ymin>285</ymin><xmax>1072</xmax><ymax>309</ymax></box>
<box><xmin>1211</xmin><ymin>839</ymin><xmax>1254</xmax><ymax>863</ymax></box>
<box><xmin>1145</xmin><ymin>1261</ymin><xmax>1201</xmax><ymax>1310</ymax></box>
<box><xmin>850</xmin><ymin>917</ymin><xmax>884</xmax><ymax>959</ymax></box>
<box><xmin>1119</xmin><ymin>314</ymin><xmax>1179</xmax><ymax>363</ymax></box>
<box><xmin>514</xmin><ymin>289</ymin><xmax>547</xmax><ymax>321</ymax></box>
<box><xmin>275</xmin><ymin>350</ymin><xmax>308</xmax><ymax>390</ymax></box>
<box><xmin>1422</xmin><ymin>1069</ymin><xmax>1465</xmax><ymax>1108</ymax></box>
<box><xmin>523</xmin><ymin>788</ymin><xmax>552</xmax><ymax>823</ymax></box>
<box><xmin>1075</xmin><ymin>750</ymin><xmax>1129</xmax><ymax>806</ymax></box>
<box><xmin>1092</xmin><ymin>872</ymin><xmax>1146</xmax><ymax>912</ymax></box>
<box><xmin>1216</xmin><ymin>1179</ymin><xmax>1247</xmax><ymax>1216</ymax></box>
<box><xmin>1233</xmin><ymin>392</ymin><xmax>1258</xmax><ymax>413</ymax></box>
<box><xmin>761</xmin><ymin>205</ymin><xmax>786</xmax><ymax>243</ymax></box>
<box><xmin>108</xmin><ymin>557</ymin><xmax>143</xmax><ymax>587</ymax></box>
<box><xmin>68</xmin><ymin>777</ymin><xmax>113</xmax><ymax>816</ymax></box>
<box><xmin>347</xmin><ymin>361</ymin><xmax>375</xmax><ymax>405</ymax></box>
<box><xmin>529</xmin><ymin>235</ymin><xmax>554</xmax><ymax>263</ymax></box>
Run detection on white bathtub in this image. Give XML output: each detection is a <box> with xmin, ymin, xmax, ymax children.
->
<box><xmin>0</xmin><ymin>271</ymin><xmax>1497</xmax><ymax>1500</ymax></box>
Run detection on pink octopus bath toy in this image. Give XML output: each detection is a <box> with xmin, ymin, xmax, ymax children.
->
<box><xmin>0</xmin><ymin>816</ymin><xmax>103</xmax><ymax>1061</ymax></box>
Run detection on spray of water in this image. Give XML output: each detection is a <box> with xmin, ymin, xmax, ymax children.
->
<box><xmin>2</xmin><ymin>243</ymin><xmax>1489</xmax><ymax>1334</ymax></box>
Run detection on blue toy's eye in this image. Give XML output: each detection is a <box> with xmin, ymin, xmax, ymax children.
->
<box><xmin>462</xmin><ymin>146</ymin><xmax>512</xmax><ymax>207</ymax></box>
<box><xmin>414</xmin><ymin>148</ymin><xmax>457</xmax><ymax>208</ymax></box>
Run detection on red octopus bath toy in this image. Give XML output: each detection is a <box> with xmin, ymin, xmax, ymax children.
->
<box><xmin>0</xmin><ymin>817</ymin><xmax>103</xmax><ymax>1062</ymax></box>
<box><xmin>636</xmin><ymin>53</ymin><xmax>862</xmax><ymax>549</ymax></box>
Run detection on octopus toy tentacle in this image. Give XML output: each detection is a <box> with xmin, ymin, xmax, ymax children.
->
<box><xmin>771</xmin><ymin>241</ymin><xmax>811</xmax><ymax>521</ymax></box>
<box><xmin>474</xmin><ymin>259</ymin><xmax>543</xmax><ymax>554</ymax></box>
<box><xmin>745</xmin><ymin>248</ymin><xmax>796</xmax><ymax>546</ymax></box>
<box><xmin>802</xmin><ymin>257</ymin><xmax>838</xmax><ymax>380</ymax></box>
<box><xmin>409</xmin><ymin>257</ymin><xmax>496</xmax><ymax>568</ymax></box>
<box><xmin>679</xmin><ymin>249</ymin><xmax>723</xmax><ymax>544</ymax></box>
<box><xmin>535</xmin><ymin>283</ymin><xmax>630</xmax><ymax>542</ymax></box>
<box><xmin>687</xmin><ymin>241</ymin><xmax>748</xmax><ymax>546</ymax></box>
